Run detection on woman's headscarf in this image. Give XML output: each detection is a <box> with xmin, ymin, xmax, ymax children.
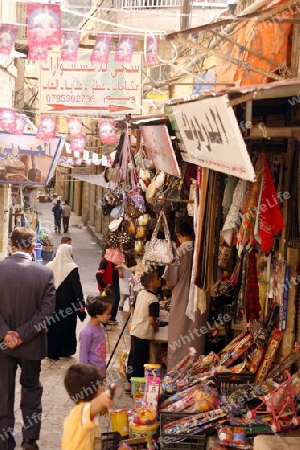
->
<box><xmin>47</xmin><ymin>244</ymin><xmax>78</xmax><ymax>289</ymax></box>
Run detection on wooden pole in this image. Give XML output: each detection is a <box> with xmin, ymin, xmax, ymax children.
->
<box><xmin>174</xmin><ymin>36</ymin><xmax>285</xmax><ymax>82</ymax></box>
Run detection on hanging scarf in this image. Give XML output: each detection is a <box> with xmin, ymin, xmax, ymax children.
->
<box><xmin>47</xmin><ymin>244</ymin><xmax>78</xmax><ymax>289</ymax></box>
<box><xmin>258</xmin><ymin>154</ymin><xmax>284</xmax><ymax>253</ymax></box>
<box><xmin>245</xmin><ymin>248</ymin><xmax>261</xmax><ymax>322</ymax></box>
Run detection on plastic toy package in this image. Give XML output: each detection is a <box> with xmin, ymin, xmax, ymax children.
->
<box><xmin>218</xmin><ymin>426</ymin><xmax>252</xmax><ymax>449</ymax></box>
<box><xmin>162</xmin><ymin>408</ymin><xmax>226</xmax><ymax>435</ymax></box>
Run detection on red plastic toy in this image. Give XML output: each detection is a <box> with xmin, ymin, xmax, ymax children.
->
<box><xmin>246</xmin><ymin>371</ymin><xmax>300</xmax><ymax>433</ymax></box>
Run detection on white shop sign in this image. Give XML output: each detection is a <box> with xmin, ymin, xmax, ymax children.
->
<box><xmin>171</xmin><ymin>95</ymin><xmax>255</xmax><ymax>181</ymax></box>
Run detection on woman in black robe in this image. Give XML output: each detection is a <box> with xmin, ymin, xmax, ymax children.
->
<box><xmin>46</xmin><ymin>244</ymin><xmax>85</xmax><ymax>360</ymax></box>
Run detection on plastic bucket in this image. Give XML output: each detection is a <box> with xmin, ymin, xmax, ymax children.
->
<box><xmin>144</xmin><ymin>364</ymin><xmax>161</xmax><ymax>378</ymax></box>
<box><xmin>110</xmin><ymin>409</ymin><xmax>129</xmax><ymax>437</ymax></box>
<box><xmin>34</xmin><ymin>244</ymin><xmax>42</xmax><ymax>260</ymax></box>
<box><xmin>130</xmin><ymin>377</ymin><xmax>145</xmax><ymax>400</ymax></box>
<box><xmin>129</xmin><ymin>421</ymin><xmax>159</xmax><ymax>440</ymax></box>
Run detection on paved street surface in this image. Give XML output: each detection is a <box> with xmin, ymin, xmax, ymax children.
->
<box><xmin>13</xmin><ymin>195</ymin><xmax>134</xmax><ymax>449</ymax></box>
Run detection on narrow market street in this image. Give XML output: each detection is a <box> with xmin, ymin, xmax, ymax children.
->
<box><xmin>13</xmin><ymin>197</ymin><xmax>134</xmax><ymax>450</ymax></box>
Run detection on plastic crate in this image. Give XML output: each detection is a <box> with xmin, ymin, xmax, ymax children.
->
<box><xmin>160</xmin><ymin>412</ymin><xmax>206</xmax><ymax>450</ymax></box>
<box><xmin>213</xmin><ymin>372</ymin><xmax>255</xmax><ymax>394</ymax></box>
<box><xmin>102</xmin><ymin>432</ymin><xmax>122</xmax><ymax>450</ymax></box>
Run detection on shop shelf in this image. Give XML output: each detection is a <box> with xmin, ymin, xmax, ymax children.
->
<box><xmin>160</xmin><ymin>412</ymin><xmax>206</xmax><ymax>450</ymax></box>
<box><xmin>213</xmin><ymin>372</ymin><xmax>255</xmax><ymax>394</ymax></box>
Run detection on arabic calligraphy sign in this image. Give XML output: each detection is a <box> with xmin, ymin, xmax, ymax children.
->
<box><xmin>0</xmin><ymin>132</ymin><xmax>65</xmax><ymax>185</ymax></box>
<box><xmin>170</xmin><ymin>95</ymin><xmax>255</xmax><ymax>181</ymax></box>
<box><xmin>40</xmin><ymin>51</ymin><xmax>142</xmax><ymax>115</ymax></box>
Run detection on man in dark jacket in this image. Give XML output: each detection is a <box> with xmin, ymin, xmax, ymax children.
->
<box><xmin>52</xmin><ymin>199</ymin><xmax>62</xmax><ymax>233</ymax></box>
<box><xmin>0</xmin><ymin>228</ymin><xmax>55</xmax><ymax>450</ymax></box>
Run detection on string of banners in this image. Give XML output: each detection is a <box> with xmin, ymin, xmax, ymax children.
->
<box><xmin>0</xmin><ymin>108</ymin><xmax>117</xmax><ymax>146</ymax></box>
<box><xmin>0</xmin><ymin>2</ymin><xmax>160</xmax><ymax>65</ymax></box>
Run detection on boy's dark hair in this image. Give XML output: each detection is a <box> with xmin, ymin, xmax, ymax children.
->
<box><xmin>64</xmin><ymin>364</ymin><xmax>103</xmax><ymax>403</ymax></box>
<box><xmin>177</xmin><ymin>221</ymin><xmax>194</xmax><ymax>238</ymax></box>
<box><xmin>86</xmin><ymin>293</ymin><xmax>113</xmax><ymax>317</ymax></box>
<box><xmin>61</xmin><ymin>236</ymin><xmax>71</xmax><ymax>244</ymax></box>
<box><xmin>10</xmin><ymin>227</ymin><xmax>35</xmax><ymax>250</ymax></box>
<box><xmin>140</xmin><ymin>270</ymin><xmax>157</xmax><ymax>290</ymax></box>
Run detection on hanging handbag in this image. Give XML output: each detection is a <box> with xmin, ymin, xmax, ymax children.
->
<box><xmin>124</xmin><ymin>196</ymin><xmax>142</xmax><ymax>219</ymax></box>
<box><xmin>101</xmin><ymin>197</ymin><xmax>114</xmax><ymax>216</ymax></box>
<box><xmin>143</xmin><ymin>210</ymin><xmax>174</xmax><ymax>266</ymax></box>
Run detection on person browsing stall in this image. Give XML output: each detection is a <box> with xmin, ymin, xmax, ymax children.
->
<box><xmin>125</xmin><ymin>270</ymin><xmax>160</xmax><ymax>392</ymax></box>
<box><xmin>62</xmin><ymin>364</ymin><xmax>114</xmax><ymax>450</ymax></box>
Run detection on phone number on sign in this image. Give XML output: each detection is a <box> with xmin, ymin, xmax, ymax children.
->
<box><xmin>45</xmin><ymin>94</ymin><xmax>95</xmax><ymax>103</ymax></box>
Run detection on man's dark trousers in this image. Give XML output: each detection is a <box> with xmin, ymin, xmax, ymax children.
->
<box><xmin>0</xmin><ymin>354</ymin><xmax>42</xmax><ymax>450</ymax></box>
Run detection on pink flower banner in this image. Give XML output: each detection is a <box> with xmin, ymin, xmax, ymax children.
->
<box><xmin>14</xmin><ymin>114</ymin><xmax>27</xmax><ymax>135</ymax></box>
<box><xmin>36</xmin><ymin>115</ymin><xmax>57</xmax><ymax>142</ymax></box>
<box><xmin>61</xmin><ymin>30</ymin><xmax>80</xmax><ymax>62</ymax></box>
<box><xmin>70</xmin><ymin>134</ymin><xmax>87</xmax><ymax>152</ymax></box>
<box><xmin>90</xmin><ymin>34</ymin><xmax>111</xmax><ymax>64</ymax></box>
<box><xmin>67</xmin><ymin>117</ymin><xmax>83</xmax><ymax>139</ymax></box>
<box><xmin>115</xmin><ymin>35</ymin><xmax>135</xmax><ymax>63</ymax></box>
<box><xmin>98</xmin><ymin>119</ymin><xmax>117</xmax><ymax>144</ymax></box>
<box><xmin>0</xmin><ymin>108</ymin><xmax>16</xmax><ymax>133</ymax></box>
<box><xmin>0</xmin><ymin>24</ymin><xmax>19</xmax><ymax>58</ymax></box>
<box><xmin>27</xmin><ymin>3</ymin><xmax>61</xmax><ymax>60</ymax></box>
<box><xmin>146</xmin><ymin>35</ymin><xmax>159</xmax><ymax>65</ymax></box>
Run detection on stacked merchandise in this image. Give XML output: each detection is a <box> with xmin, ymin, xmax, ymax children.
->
<box><xmin>157</xmin><ymin>344</ymin><xmax>300</xmax><ymax>449</ymax></box>
<box><xmin>127</xmin><ymin>364</ymin><xmax>162</xmax><ymax>450</ymax></box>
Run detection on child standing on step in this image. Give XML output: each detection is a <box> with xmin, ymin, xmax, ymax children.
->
<box><xmin>125</xmin><ymin>270</ymin><xmax>160</xmax><ymax>392</ymax></box>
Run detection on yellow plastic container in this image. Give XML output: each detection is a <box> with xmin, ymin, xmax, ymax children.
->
<box><xmin>129</xmin><ymin>421</ymin><xmax>159</xmax><ymax>440</ymax></box>
<box><xmin>110</xmin><ymin>409</ymin><xmax>129</xmax><ymax>437</ymax></box>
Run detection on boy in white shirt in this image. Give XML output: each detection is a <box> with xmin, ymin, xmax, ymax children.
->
<box><xmin>125</xmin><ymin>271</ymin><xmax>160</xmax><ymax>392</ymax></box>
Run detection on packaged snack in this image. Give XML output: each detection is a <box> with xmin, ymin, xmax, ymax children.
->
<box><xmin>232</xmin><ymin>427</ymin><xmax>246</xmax><ymax>446</ymax></box>
<box><xmin>255</xmin><ymin>328</ymin><xmax>283</xmax><ymax>383</ymax></box>
<box><xmin>218</xmin><ymin>426</ymin><xmax>233</xmax><ymax>445</ymax></box>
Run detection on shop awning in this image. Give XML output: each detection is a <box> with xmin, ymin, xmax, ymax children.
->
<box><xmin>70</xmin><ymin>173</ymin><xmax>113</xmax><ymax>188</ymax></box>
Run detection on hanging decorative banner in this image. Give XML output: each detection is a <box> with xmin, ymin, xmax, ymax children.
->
<box><xmin>0</xmin><ymin>132</ymin><xmax>65</xmax><ymax>185</ymax></box>
<box><xmin>0</xmin><ymin>24</ymin><xmax>19</xmax><ymax>58</ymax></box>
<box><xmin>14</xmin><ymin>114</ymin><xmax>27</xmax><ymax>135</ymax></box>
<box><xmin>27</xmin><ymin>3</ymin><xmax>61</xmax><ymax>47</ymax></box>
<box><xmin>170</xmin><ymin>95</ymin><xmax>256</xmax><ymax>181</ymax></box>
<box><xmin>67</xmin><ymin>117</ymin><xmax>83</xmax><ymax>139</ymax></box>
<box><xmin>145</xmin><ymin>35</ymin><xmax>159</xmax><ymax>66</ymax></box>
<box><xmin>70</xmin><ymin>134</ymin><xmax>87</xmax><ymax>152</ymax></box>
<box><xmin>90</xmin><ymin>34</ymin><xmax>111</xmax><ymax>64</ymax></box>
<box><xmin>140</xmin><ymin>125</ymin><xmax>181</xmax><ymax>178</ymax></box>
<box><xmin>61</xmin><ymin>30</ymin><xmax>80</xmax><ymax>62</ymax></box>
<box><xmin>40</xmin><ymin>51</ymin><xmax>142</xmax><ymax>115</ymax></box>
<box><xmin>28</xmin><ymin>45</ymin><xmax>49</xmax><ymax>62</ymax></box>
<box><xmin>36</xmin><ymin>115</ymin><xmax>57</xmax><ymax>142</ymax></box>
<box><xmin>0</xmin><ymin>108</ymin><xmax>16</xmax><ymax>133</ymax></box>
<box><xmin>27</xmin><ymin>3</ymin><xmax>61</xmax><ymax>60</ymax></box>
<box><xmin>115</xmin><ymin>35</ymin><xmax>135</xmax><ymax>63</ymax></box>
<box><xmin>98</xmin><ymin>119</ymin><xmax>117</xmax><ymax>144</ymax></box>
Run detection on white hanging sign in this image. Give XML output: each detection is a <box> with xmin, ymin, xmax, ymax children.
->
<box><xmin>171</xmin><ymin>95</ymin><xmax>255</xmax><ymax>181</ymax></box>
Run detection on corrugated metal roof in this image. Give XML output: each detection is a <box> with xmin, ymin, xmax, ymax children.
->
<box><xmin>167</xmin><ymin>80</ymin><xmax>300</xmax><ymax>106</ymax></box>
